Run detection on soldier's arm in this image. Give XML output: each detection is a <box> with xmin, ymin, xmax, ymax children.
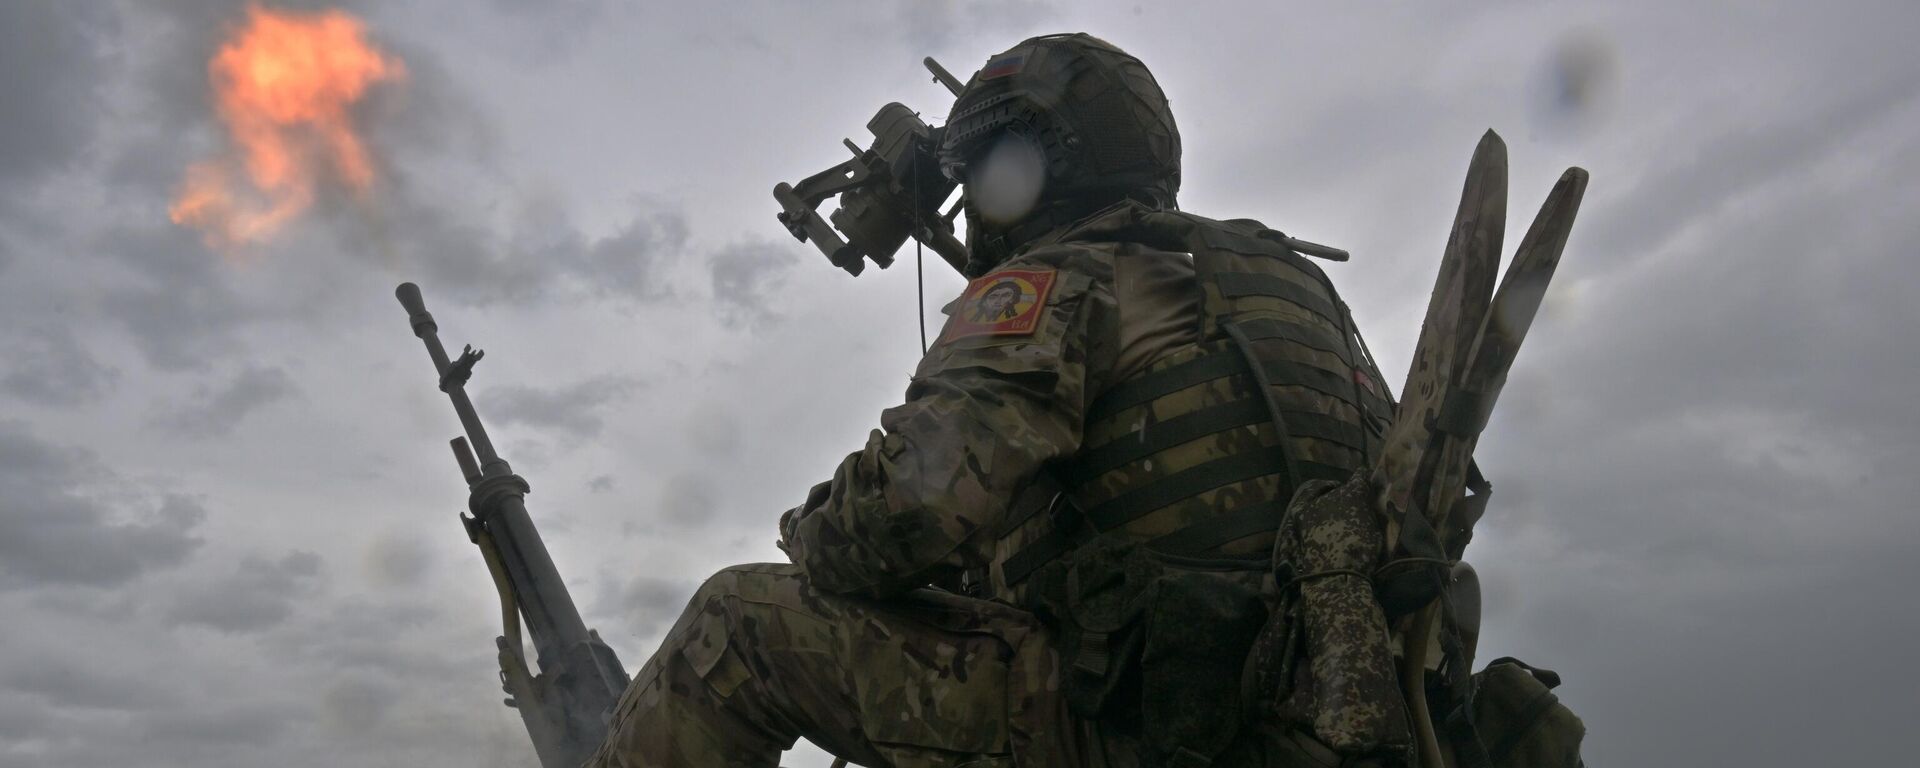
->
<box><xmin>781</xmin><ymin>248</ymin><xmax>1115</xmax><ymax>598</ymax></box>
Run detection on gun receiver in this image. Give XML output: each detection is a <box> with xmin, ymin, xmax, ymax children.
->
<box><xmin>395</xmin><ymin>282</ymin><xmax>629</xmax><ymax>768</ymax></box>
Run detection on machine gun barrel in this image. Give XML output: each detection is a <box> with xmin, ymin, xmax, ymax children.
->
<box><xmin>396</xmin><ymin>282</ymin><xmax>629</xmax><ymax>768</ymax></box>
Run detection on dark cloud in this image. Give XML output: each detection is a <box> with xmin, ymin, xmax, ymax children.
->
<box><xmin>167</xmin><ymin>551</ymin><xmax>323</xmax><ymax>633</ymax></box>
<box><xmin>150</xmin><ymin>366</ymin><xmax>296</xmax><ymax>438</ymax></box>
<box><xmin>588</xmin><ymin>474</ymin><xmax>616</xmax><ymax>493</ymax></box>
<box><xmin>0</xmin><ymin>423</ymin><xmax>205</xmax><ymax>589</ymax></box>
<box><xmin>486</xmin><ymin>374</ymin><xmax>640</xmax><ymax>440</ymax></box>
<box><xmin>0</xmin><ymin>324</ymin><xmax>119</xmax><ymax>406</ymax></box>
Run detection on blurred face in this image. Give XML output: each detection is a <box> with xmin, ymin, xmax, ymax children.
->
<box><xmin>965</xmin><ymin>132</ymin><xmax>1047</xmax><ymax>226</ymax></box>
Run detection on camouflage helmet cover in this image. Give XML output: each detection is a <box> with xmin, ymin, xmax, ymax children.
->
<box><xmin>940</xmin><ymin>33</ymin><xmax>1182</xmax><ymax>211</ymax></box>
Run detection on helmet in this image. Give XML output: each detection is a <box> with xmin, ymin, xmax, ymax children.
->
<box><xmin>939</xmin><ymin>34</ymin><xmax>1182</xmax><ymax>268</ymax></box>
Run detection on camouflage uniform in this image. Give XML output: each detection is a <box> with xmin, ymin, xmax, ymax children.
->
<box><xmin>587</xmin><ymin>34</ymin><xmax>1383</xmax><ymax>768</ymax></box>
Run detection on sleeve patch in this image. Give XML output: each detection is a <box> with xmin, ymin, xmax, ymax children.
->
<box><xmin>939</xmin><ymin>269</ymin><xmax>1058</xmax><ymax>342</ymax></box>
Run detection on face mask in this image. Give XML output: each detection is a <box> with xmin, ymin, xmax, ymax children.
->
<box><xmin>965</xmin><ymin>132</ymin><xmax>1047</xmax><ymax>226</ymax></box>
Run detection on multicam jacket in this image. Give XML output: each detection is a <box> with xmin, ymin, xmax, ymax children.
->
<box><xmin>781</xmin><ymin>200</ymin><xmax>1388</xmax><ymax>605</ymax></box>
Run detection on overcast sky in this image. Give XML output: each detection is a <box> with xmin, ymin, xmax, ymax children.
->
<box><xmin>2</xmin><ymin>1</ymin><xmax>1917</xmax><ymax>766</ymax></box>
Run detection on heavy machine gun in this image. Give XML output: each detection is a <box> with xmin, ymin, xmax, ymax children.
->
<box><xmin>395</xmin><ymin>282</ymin><xmax>629</xmax><ymax>768</ymax></box>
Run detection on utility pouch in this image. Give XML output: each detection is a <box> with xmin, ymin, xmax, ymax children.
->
<box><xmin>1026</xmin><ymin>533</ymin><xmax>1266</xmax><ymax>767</ymax></box>
<box><xmin>1460</xmin><ymin>658</ymin><xmax>1585</xmax><ymax>768</ymax></box>
<box><xmin>1257</xmin><ymin>470</ymin><xmax>1412</xmax><ymax>758</ymax></box>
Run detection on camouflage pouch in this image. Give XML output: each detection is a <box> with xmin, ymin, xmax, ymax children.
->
<box><xmin>1026</xmin><ymin>533</ymin><xmax>1267</xmax><ymax>767</ymax></box>
<box><xmin>1459</xmin><ymin>658</ymin><xmax>1585</xmax><ymax>768</ymax></box>
<box><xmin>1255</xmin><ymin>470</ymin><xmax>1412</xmax><ymax>759</ymax></box>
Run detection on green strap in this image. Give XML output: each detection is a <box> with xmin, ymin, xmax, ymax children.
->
<box><xmin>999</xmin><ymin>505</ymin><xmax>1087</xmax><ymax>587</ymax></box>
<box><xmin>1235</xmin><ymin>316</ymin><xmax>1354</xmax><ymax>367</ymax></box>
<box><xmin>1213</xmin><ymin>271</ymin><xmax>1341</xmax><ymax>325</ymax></box>
<box><xmin>1085</xmin><ymin>446</ymin><xmax>1292</xmax><ymax>531</ymax></box>
<box><xmin>999</xmin><ymin>471</ymin><xmax>1065</xmax><ymax>536</ymax></box>
<box><xmin>1085</xmin><ymin>352</ymin><xmax>1247</xmax><ymax>424</ymax></box>
<box><xmin>1293</xmin><ymin>460</ymin><xmax>1353</xmax><ymax>483</ymax></box>
<box><xmin>1062</xmin><ymin>398</ymin><xmax>1272</xmax><ymax>485</ymax></box>
<box><xmin>1278</xmin><ymin>410</ymin><xmax>1369</xmax><ymax>452</ymax></box>
<box><xmin>1261</xmin><ymin>358</ymin><xmax>1396</xmax><ymax>422</ymax></box>
<box><xmin>1146</xmin><ymin>498</ymin><xmax>1288</xmax><ymax>555</ymax></box>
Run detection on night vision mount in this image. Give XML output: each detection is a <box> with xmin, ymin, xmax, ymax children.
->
<box><xmin>774</xmin><ymin>58</ymin><xmax>971</xmax><ymax>276</ymax></box>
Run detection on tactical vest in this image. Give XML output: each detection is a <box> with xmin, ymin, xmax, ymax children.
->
<box><xmin>992</xmin><ymin>209</ymin><xmax>1394</xmax><ymax>594</ymax></box>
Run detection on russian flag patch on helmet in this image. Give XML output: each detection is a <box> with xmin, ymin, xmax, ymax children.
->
<box><xmin>980</xmin><ymin>52</ymin><xmax>1027</xmax><ymax>80</ymax></box>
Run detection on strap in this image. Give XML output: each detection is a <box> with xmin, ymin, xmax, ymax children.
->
<box><xmin>1145</xmin><ymin>498</ymin><xmax>1288</xmax><ymax>555</ymax></box>
<box><xmin>1262</xmin><ymin>358</ymin><xmax>1396</xmax><ymax>420</ymax></box>
<box><xmin>1213</xmin><ymin>271</ymin><xmax>1341</xmax><ymax>325</ymax></box>
<box><xmin>1085</xmin><ymin>352</ymin><xmax>1247</xmax><ymax>425</ymax></box>
<box><xmin>1436</xmin><ymin>386</ymin><xmax>1496</xmax><ymax>438</ymax></box>
<box><xmin>1000</xmin><ymin>471</ymin><xmax>1066</xmax><ymax>536</ymax></box>
<box><xmin>1234</xmin><ymin>316</ymin><xmax>1354</xmax><ymax>367</ymax></box>
<box><xmin>1487</xmin><ymin>687</ymin><xmax>1562</xmax><ymax>765</ymax></box>
<box><xmin>1085</xmin><ymin>446</ymin><xmax>1292</xmax><ymax>530</ymax></box>
<box><xmin>1279</xmin><ymin>410</ymin><xmax>1369</xmax><ymax>452</ymax></box>
<box><xmin>1061</xmin><ymin>399</ymin><xmax>1272</xmax><ymax>485</ymax></box>
<box><xmin>999</xmin><ymin>505</ymin><xmax>1088</xmax><ymax>587</ymax></box>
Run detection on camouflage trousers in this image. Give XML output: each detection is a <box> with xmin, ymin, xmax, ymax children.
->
<box><xmin>583</xmin><ymin>563</ymin><xmax>1137</xmax><ymax>768</ymax></box>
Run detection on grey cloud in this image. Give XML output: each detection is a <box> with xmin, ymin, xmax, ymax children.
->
<box><xmin>0</xmin><ymin>2</ymin><xmax>111</xmax><ymax>200</ymax></box>
<box><xmin>709</xmin><ymin>238</ymin><xmax>799</xmax><ymax>328</ymax></box>
<box><xmin>1451</xmin><ymin>66</ymin><xmax>1920</xmax><ymax>768</ymax></box>
<box><xmin>656</xmin><ymin>472</ymin><xmax>720</xmax><ymax>528</ymax></box>
<box><xmin>1</xmin><ymin>657</ymin><xmax>170</xmax><ymax>713</ymax></box>
<box><xmin>364</xmin><ymin>533</ymin><xmax>436</xmax><ymax>588</ymax></box>
<box><xmin>98</xmin><ymin>223</ymin><xmax>260</xmax><ymax>372</ymax></box>
<box><xmin>588</xmin><ymin>474</ymin><xmax>616</xmax><ymax>493</ymax></box>
<box><xmin>1581</xmin><ymin>75</ymin><xmax>1920</xmax><ymax>275</ymax></box>
<box><xmin>0</xmin><ymin>423</ymin><xmax>205</xmax><ymax>589</ymax></box>
<box><xmin>594</xmin><ymin>573</ymin><xmax>697</xmax><ymax>642</ymax></box>
<box><xmin>151</xmin><ymin>366</ymin><xmax>296</xmax><ymax>438</ymax></box>
<box><xmin>0</xmin><ymin>324</ymin><xmax>119</xmax><ymax>406</ymax></box>
<box><xmin>487</xmin><ymin>374</ymin><xmax>640</xmax><ymax>440</ymax></box>
<box><xmin>167</xmin><ymin>551</ymin><xmax>324</xmax><ymax>633</ymax></box>
<box><xmin>893</xmin><ymin>0</ymin><xmax>1058</xmax><ymax>58</ymax></box>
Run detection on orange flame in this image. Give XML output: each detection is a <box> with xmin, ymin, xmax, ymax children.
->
<box><xmin>170</xmin><ymin>3</ymin><xmax>404</xmax><ymax>249</ymax></box>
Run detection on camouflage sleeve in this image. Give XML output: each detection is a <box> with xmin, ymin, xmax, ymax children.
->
<box><xmin>781</xmin><ymin>248</ymin><xmax>1115</xmax><ymax>598</ymax></box>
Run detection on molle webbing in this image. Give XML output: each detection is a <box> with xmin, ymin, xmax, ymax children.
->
<box><xmin>998</xmin><ymin>211</ymin><xmax>1388</xmax><ymax>587</ymax></box>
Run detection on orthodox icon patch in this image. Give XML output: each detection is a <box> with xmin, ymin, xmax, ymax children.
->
<box><xmin>941</xmin><ymin>269</ymin><xmax>1057</xmax><ymax>342</ymax></box>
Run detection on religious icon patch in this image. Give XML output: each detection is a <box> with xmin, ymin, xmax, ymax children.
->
<box><xmin>941</xmin><ymin>269</ymin><xmax>1057</xmax><ymax>342</ymax></box>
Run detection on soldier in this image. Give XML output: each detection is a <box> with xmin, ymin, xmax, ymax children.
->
<box><xmin>586</xmin><ymin>33</ymin><xmax>1397</xmax><ymax>767</ymax></box>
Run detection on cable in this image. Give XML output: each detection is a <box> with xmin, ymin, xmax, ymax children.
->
<box><xmin>914</xmin><ymin>157</ymin><xmax>928</xmax><ymax>354</ymax></box>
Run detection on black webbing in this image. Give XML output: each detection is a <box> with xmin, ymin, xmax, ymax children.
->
<box><xmin>1278</xmin><ymin>410</ymin><xmax>1369</xmax><ymax>452</ymax></box>
<box><xmin>1085</xmin><ymin>446</ymin><xmax>1292</xmax><ymax>531</ymax></box>
<box><xmin>1146</xmin><ymin>498</ymin><xmax>1288</xmax><ymax>556</ymax></box>
<box><xmin>1085</xmin><ymin>352</ymin><xmax>1248</xmax><ymax>424</ymax></box>
<box><xmin>1261</xmin><ymin>358</ymin><xmax>1396</xmax><ymax>418</ymax></box>
<box><xmin>999</xmin><ymin>498</ymin><xmax>1088</xmax><ymax>587</ymax></box>
<box><xmin>999</xmin><ymin>470</ymin><xmax>1066</xmax><ymax>536</ymax></box>
<box><xmin>1234</xmin><ymin>316</ymin><xmax>1354</xmax><ymax>367</ymax></box>
<box><xmin>1214</xmin><ymin>271</ymin><xmax>1342</xmax><ymax>325</ymax></box>
<box><xmin>1061</xmin><ymin>398</ymin><xmax>1272</xmax><ymax>485</ymax></box>
<box><xmin>1293</xmin><ymin>460</ymin><xmax>1353</xmax><ymax>484</ymax></box>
